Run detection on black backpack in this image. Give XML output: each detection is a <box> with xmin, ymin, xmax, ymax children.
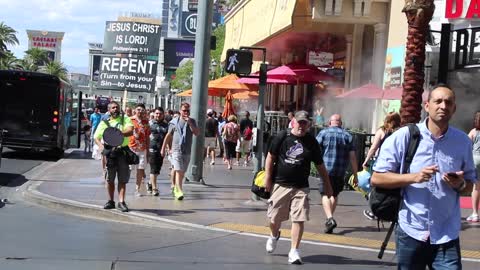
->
<box><xmin>369</xmin><ymin>124</ymin><xmax>421</xmax><ymax>259</ymax></box>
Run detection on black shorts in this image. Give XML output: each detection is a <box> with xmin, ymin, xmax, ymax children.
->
<box><xmin>321</xmin><ymin>175</ymin><xmax>344</xmax><ymax>197</ymax></box>
<box><xmin>149</xmin><ymin>153</ymin><xmax>164</xmax><ymax>175</ymax></box>
<box><xmin>105</xmin><ymin>154</ymin><xmax>130</xmax><ymax>183</ymax></box>
<box><xmin>224</xmin><ymin>141</ymin><xmax>236</xmax><ymax>159</ymax></box>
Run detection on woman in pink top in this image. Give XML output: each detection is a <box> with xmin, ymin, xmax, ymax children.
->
<box><xmin>222</xmin><ymin>115</ymin><xmax>241</xmax><ymax>170</ymax></box>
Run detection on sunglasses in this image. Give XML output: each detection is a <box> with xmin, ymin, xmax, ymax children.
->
<box><xmin>182</xmin><ymin>109</ymin><xmax>190</xmax><ymax>112</ymax></box>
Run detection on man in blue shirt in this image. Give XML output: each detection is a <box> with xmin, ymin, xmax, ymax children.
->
<box><xmin>316</xmin><ymin>114</ymin><xmax>358</xmax><ymax>234</ymax></box>
<box><xmin>372</xmin><ymin>85</ymin><xmax>477</xmax><ymax>269</ymax></box>
<box><xmin>89</xmin><ymin>106</ymin><xmax>102</xmax><ymax>147</ymax></box>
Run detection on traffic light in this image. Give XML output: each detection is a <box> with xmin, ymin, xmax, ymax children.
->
<box><xmin>224</xmin><ymin>49</ymin><xmax>253</xmax><ymax>75</ymax></box>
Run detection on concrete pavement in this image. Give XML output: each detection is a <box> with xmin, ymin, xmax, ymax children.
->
<box><xmin>22</xmin><ymin>150</ymin><xmax>480</xmax><ymax>261</ymax></box>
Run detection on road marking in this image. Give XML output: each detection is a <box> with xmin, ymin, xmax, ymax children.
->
<box><xmin>210</xmin><ymin>222</ymin><xmax>480</xmax><ymax>261</ymax></box>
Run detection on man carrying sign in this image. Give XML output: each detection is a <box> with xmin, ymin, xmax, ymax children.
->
<box><xmin>94</xmin><ymin>101</ymin><xmax>134</xmax><ymax>212</ymax></box>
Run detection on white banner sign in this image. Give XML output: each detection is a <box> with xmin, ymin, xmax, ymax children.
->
<box><xmin>308</xmin><ymin>51</ymin><xmax>334</xmax><ymax>67</ymax></box>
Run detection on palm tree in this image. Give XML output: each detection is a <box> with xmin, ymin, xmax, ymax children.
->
<box><xmin>20</xmin><ymin>58</ymin><xmax>39</xmax><ymax>72</ymax></box>
<box><xmin>171</xmin><ymin>60</ymin><xmax>194</xmax><ymax>91</ymax></box>
<box><xmin>42</xmin><ymin>61</ymin><xmax>69</xmax><ymax>81</ymax></box>
<box><xmin>0</xmin><ymin>22</ymin><xmax>19</xmax><ymax>57</ymax></box>
<box><xmin>400</xmin><ymin>0</ymin><xmax>435</xmax><ymax>125</ymax></box>
<box><xmin>24</xmin><ymin>47</ymin><xmax>50</xmax><ymax>66</ymax></box>
<box><xmin>0</xmin><ymin>51</ymin><xmax>22</xmax><ymax>70</ymax></box>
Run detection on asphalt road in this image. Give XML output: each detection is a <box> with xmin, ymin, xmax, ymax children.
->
<box><xmin>0</xmin><ymin>193</ymin><xmax>402</xmax><ymax>270</ymax></box>
<box><xmin>1</xmin><ymin>149</ymin><xmax>478</xmax><ymax>269</ymax></box>
<box><xmin>0</xmin><ymin>148</ymin><xmax>55</xmax><ymax>195</ymax></box>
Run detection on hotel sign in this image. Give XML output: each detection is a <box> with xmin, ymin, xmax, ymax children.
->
<box><xmin>454</xmin><ymin>27</ymin><xmax>480</xmax><ymax>68</ymax></box>
<box><xmin>32</xmin><ymin>36</ymin><xmax>58</xmax><ymax>48</ymax></box>
<box><xmin>445</xmin><ymin>0</ymin><xmax>480</xmax><ymax>19</ymax></box>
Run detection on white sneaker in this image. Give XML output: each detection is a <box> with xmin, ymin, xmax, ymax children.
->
<box><xmin>265</xmin><ymin>231</ymin><xmax>281</xmax><ymax>253</ymax></box>
<box><xmin>288</xmin><ymin>249</ymin><xmax>303</xmax><ymax>265</ymax></box>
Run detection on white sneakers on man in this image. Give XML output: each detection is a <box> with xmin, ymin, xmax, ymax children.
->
<box><xmin>288</xmin><ymin>249</ymin><xmax>303</xmax><ymax>265</ymax></box>
<box><xmin>265</xmin><ymin>231</ymin><xmax>281</xmax><ymax>253</ymax></box>
<box><xmin>266</xmin><ymin>231</ymin><xmax>303</xmax><ymax>264</ymax></box>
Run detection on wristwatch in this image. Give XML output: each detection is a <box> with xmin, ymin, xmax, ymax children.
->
<box><xmin>455</xmin><ymin>180</ymin><xmax>467</xmax><ymax>192</ymax></box>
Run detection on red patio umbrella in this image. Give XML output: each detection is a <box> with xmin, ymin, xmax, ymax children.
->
<box><xmin>336</xmin><ymin>83</ymin><xmax>384</xmax><ymax>99</ymax></box>
<box><xmin>268</xmin><ymin>63</ymin><xmax>335</xmax><ymax>83</ymax></box>
<box><xmin>236</xmin><ymin>76</ymin><xmax>295</xmax><ymax>85</ymax></box>
<box><xmin>382</xmin><ymin>87</ymin><xmax>403</xmax><ymax>100</ymax></box>
<box><xmin>383</xmin><ymin>87</ymin><xmax>428</xmax><ymax>101</ymax></box>
<box><xmin>222</xmin><ymin>91</ymin><xmax>235</xmax><ymax>119</ymax></box>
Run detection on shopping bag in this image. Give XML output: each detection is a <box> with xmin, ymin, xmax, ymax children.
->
<box><xmin>251</xmin><ymin>170</ymin><xmax>270</xmax><ymax>199</ymax></box>
<box><xmin>348</xmin><ymin>169</ymin><xmax>371</xmax><ymax>197</ymax></box>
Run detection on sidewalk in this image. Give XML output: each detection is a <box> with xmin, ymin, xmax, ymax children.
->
<box><xmin>24</xmin><ymin>150</ymin><xmax>480</xmax><ymax>259</ymax></box>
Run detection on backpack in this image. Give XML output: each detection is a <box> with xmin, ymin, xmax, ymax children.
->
<box><xmin>369</xmin><ymin>123</ymin><xmax>421</xmax><ymax>259</ymax></box>
<box><xmin>243</xmin><ymin>126</ymin><xmax>253</xmax><ymax>140</ymax></box>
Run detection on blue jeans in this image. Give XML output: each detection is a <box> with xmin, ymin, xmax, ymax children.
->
<box><xmin>396</xmin><ymin>225</ymin><xmax>462</xmax><ymax>270</ymax></box>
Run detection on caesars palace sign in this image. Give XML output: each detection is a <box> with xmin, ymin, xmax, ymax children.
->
<box><xmin>446</xmin><ymin>0</ymin><xmax>480</xmax><ymax>18</ymax></box>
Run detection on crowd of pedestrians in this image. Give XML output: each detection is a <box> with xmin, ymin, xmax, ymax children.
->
<box><xmin>86</xmin><ymin>85</ymin><xmax>479</xmax><ymax>267</ymax></box>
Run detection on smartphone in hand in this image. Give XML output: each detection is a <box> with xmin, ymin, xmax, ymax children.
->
<box><xmin>447</xmin><ymin>172</ymin><xmax>457</xmax><ymax>177</ymax></box>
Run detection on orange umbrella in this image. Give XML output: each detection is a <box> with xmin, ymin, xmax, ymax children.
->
<box><xmin>177</xmin><ymin>90</ymin><xmax>192</xmax><ymax>96</ymax></box>
<box><xmin>222</xmin><ymin>91</ymin><xmax>235</xmax><ymax>119</ymax></box>
<box><xmin>178</xmin><ymin>74</ymin><xmax>258</xmax><ymax>97</ymax></box>
<box><xmin>178</xmin><ymin>88</ymin><xmax>258</xmax><ymax>99</ymax></box>
<box><xmin>232</xmin><ymin>90</ymin><xmax>259</xmax><ymax>100</ymax></box>
<box><xmin>209</xmin><ymin>74</ymin><xmax>257</xmax><ymax>92</ymax></box>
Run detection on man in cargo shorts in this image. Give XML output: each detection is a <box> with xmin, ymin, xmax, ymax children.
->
<box><xmin>161</xmin><ymin>102</ymin><xmax>199</xmax><ymax>200</ymax></box>
<box><xmin>94</xmin><ymin>101</ymin><xmax>134</xmax><ymax>212</ymax></box>
<box><xmin>264</xmin><ymin>110</ymin><xmax>332</xmax><ymax>265</ymax></box>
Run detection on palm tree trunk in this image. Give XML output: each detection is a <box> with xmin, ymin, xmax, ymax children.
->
<box><xmin>401</xmin><ymin>0</ymin><xmax>435</xmax><ymax>125</ymax></box>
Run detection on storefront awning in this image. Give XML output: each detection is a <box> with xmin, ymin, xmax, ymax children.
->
<box><xmin>221</xmin><ymin>0</ymin><xmax>297</xmax><ymax>62</ymax></box>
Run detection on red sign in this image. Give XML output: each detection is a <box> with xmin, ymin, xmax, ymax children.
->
<box><xmin>31</xmin><ymin>36</ymin><xmax>57</xmax><ymax>48</ymax></box>
<box><xmin>446</xmin><ymin>0</ymin><xmax>480</xmax><ymax>19</ymax></box>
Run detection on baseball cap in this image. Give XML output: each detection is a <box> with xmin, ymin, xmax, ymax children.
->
<box><xmin>295</xmin><ymin>110</ymin><xmax>309</xmax><ymax>122</ymax></box>
<box><xmin>207</xmin><ymin>109</ymin><xmax>213</xmax><ymax>115</ymax></box>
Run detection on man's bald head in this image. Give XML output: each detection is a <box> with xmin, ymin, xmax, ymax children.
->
<box><xmin>428</xmin><ymin>84</ymin><xmax>455</xmax><ymax>102</ymax></box>
<box><xmin>329</xmin><ymin>114</ymin><xmax>342</xmax><ymax>127</ymax></box>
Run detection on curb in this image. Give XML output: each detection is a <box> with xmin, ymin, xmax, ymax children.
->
<box><xmin>23</xmin><ymin>181</ymin><xmax>181</xmax><ymax>229</ymax></box>
<box><xmin>23</xmin><ymin>181</ymin><xmax>480</xmax><ymax>262</ymax></box>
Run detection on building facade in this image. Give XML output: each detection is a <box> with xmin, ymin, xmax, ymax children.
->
<box><xmin>384</xmin><ymin>0</ymin><xmax>480</xmax><ymax>132</ymax></box>
<box><xmin>221</xmin><ymin>0</ymin><xmax>391</xmax><ymax>131</ymax></box>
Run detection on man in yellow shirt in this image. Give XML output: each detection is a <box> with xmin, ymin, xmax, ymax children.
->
<box><xmin>94</xmin><ymin>101</ymin><xmax>134</xmax><ymax>212</ymax></box>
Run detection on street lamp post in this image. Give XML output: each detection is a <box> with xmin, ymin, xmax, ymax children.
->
<box><xmin>186</xmin><ymin>0</ymin><xmax>214</xmax><ymax>184</ymax></box>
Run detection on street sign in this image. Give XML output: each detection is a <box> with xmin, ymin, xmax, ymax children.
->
<box><xmin>224</xmin><ymin>49</ymin><xmax>253</xmax><ymax>75</ymax></box>
<box><xmin>181</xmin><ymin>12</ymin><xmax>197</xmax><ymax>37</ymax></box>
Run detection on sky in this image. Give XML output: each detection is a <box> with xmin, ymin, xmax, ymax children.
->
<box><xmin>0</xmin><ymin>0</ymin><xmax>165</xmax><ymax>73</ymax></box>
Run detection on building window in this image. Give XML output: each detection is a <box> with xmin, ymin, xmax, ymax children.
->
<box><xmin>354</xmin><ymin>0</ymin><xmax>372</xmax><ymax>17</ymax></box>
<box><xmin>325</xmin><ymin>0</ymin><xmax>343</xmax><ymax>16</ymax></box>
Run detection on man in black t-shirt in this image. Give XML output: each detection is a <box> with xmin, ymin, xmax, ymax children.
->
<box><xmin>264</xmin><ymin>110</ymin><xmax>332</xmax><ymax>265</ymax></box>
<box><xmin>236</xmin><ymin>111</ymin><xmax>254</xmax><ymax>165</ymax></box>
<box><xmin>205</xmin><ymin>109</ymin><xmax>219</xmax><ymax>165</ymax></box>
<box><xmin>147</xmin><ymin>107</ymin><xmax>169</xmax><ymax>196</ymax></box>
